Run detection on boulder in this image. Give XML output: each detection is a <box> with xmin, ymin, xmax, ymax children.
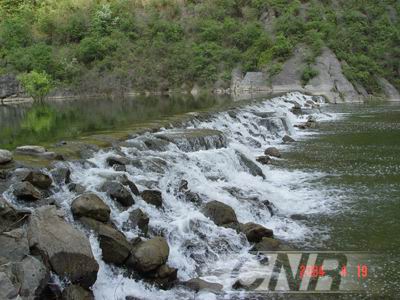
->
<box><xmin>101</xmin><ymin>181</ymin><xmax>134</xmax><ymax>207</ymax></box>
<box><xmin>27</xmin><ymin>206</ymin><xmax>99</xmax><ymax>288</ymax></box>
<box><xmin>0</xmin><ymin>228</ymin><xmax>29</xmax><ymax>261</ymax></box>
<box><xmin>184</xmin><ymin>278</ymin><xmax>223</xmax><ymax>293</ymax></box>
<box><xmin>0</xmin><ymin>149</ymin><xmax>12</xmax><ymax>165</ymax></box>
<box><xmin>13</xmin><ymin>181</ymin><xmax>42</xmax><ymax>201</ymax></box>
<box><xmin>282</xmin><ymin>135</ymin><xmax>295</xmax><ymax>143</ymax></box>
<box><xmin>202</xmin><ymin>201</ymin><xmax>238</xmax><ymax>226</ymax></box>
<box><xmin>68</xmin><ymin>183</ymin><xmax>86</xmax><ymax>194</ymax></box>
<box><xmin>256</xmin><ymin>155</ymin><xmax>271</xmax><ymax>165</ymax></box>
<box><xmin>80</xmin><ymin>217</ymin><xmax>132</xmax><ymax>266</ymax></box>
<box><xmin>124</xmin><ymin>208</ymin><xmax>149</xmax><ymax>236</ymax></box>
<box><xmin>120</xmin><ymin>176</ymin><xmax>140</xmax><ymax>196</ymax></box>
<box><xmin>22</xmin><ymin>170</ymin><xmax>53</xmax><ymax>189</ymax></box>
<box><xmin>0</xmin><ymin>271</ymin><xmax>18</xmax><ymax>300</ymax></box>
<box><xmin>71</xmin><ymin>194</ymin><xmax>110</xmax><ymax>222</ymax></box>
<box><xmin>17</xmin><ymin>255</ymin><xmax>49</xmax><ymax>299</ymax></box>
<box><xmin>62</xmin><ymin>284</ymin><xmax>94</xmax><ymax>300</ymax></box>
<box><xmin>51</xmin><ymin>167</ymin><xmax>71</xmax><ymax>185</ymax></box>
<box><xmin>251</xmin><ymin>237</ymin><xmax>281</xmax><ymax>251</ymax></box>
<box><xmin>149</xmin><ymin>264</ymin><xmax>178</xmax><ymax>289</ymax></box>
<box><xmin>240</xmin><ymin>222</ymin><xmax>273</xmax><ymax>243</ymax></box>
<box><xmin>264</xmin><ymin>147</ymin><xmax>281</xmax><ymax>158</ymax></box>
<box><xmin>140</xmin><ymin>190</ymin><xmax>163</xmax><ymax>208</ymax></box>
<box><xmin>237</xmin><ymin>152</ymin><xmax>266</xmax><ymax>179</ymax></box>
<box><xmin>0</xmin><ymin>197</ymin><xmax>31</xmax><ymax>232</ymax></box>
<box><xmin>130</xmin><ymin>237</ymin><xmax>169</xmax><ymax>273</ymax></box>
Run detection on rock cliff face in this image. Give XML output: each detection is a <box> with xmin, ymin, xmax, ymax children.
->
<box><xmin>231</xmin><ymin>46</ymin><xmax>399</xmax><ymax>103</ymax></box>
<box><xmin>0</xmin><ymin>75</ymin><xmax>21</xmax><ymax>100</ymax></box>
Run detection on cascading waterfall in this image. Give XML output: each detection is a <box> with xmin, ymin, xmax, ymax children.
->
<box><xmin>4</xmin><ymin>92</ymin><xmax>337</xmax><ymax>299</ymax></box>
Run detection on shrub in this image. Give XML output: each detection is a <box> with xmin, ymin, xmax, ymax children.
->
<box><xmin>18</xmin><ymin>71</ymin><xmax>53</xmax><ymax>102</ymax></box>
<box><xmin>301</xmin><ymin>65</ymin><xmax>319</xmax><ymax>85</ymax></box>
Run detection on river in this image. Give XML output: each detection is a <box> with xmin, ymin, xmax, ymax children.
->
<box><xmin>0</xmin><ymin>93</ymin><xmax>398</xmax><ymax>299</ymax></box>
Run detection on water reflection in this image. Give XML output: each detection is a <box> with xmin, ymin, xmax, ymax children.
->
<box><xmin>0</xmin><ymin>94</ymin><xmax>232</xmax><ymax>149</ymax></box>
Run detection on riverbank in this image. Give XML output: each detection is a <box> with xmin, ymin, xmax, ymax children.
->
<box><xmin>6</xmin><ymin>92</ymin><xmax>397</xmax><ymax>299</ymax></box>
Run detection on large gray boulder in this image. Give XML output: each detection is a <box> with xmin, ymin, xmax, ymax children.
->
<box><xmin>13</xmin><ymin>181</ymin><xmax>42</xmax><ymax>201</ymax></box>
<box><xmin>101</xmin><ymin>181</ymin><xmax>134</xmax><ymax>207</ymax></box>
<box><xmin>123</xmin><ymin>208</ymin><xmax>149</xmax><ymax>236</ymax></box>
<box><xmin>0</xmin><ymin>197</ymin><xmax>31</xmax><ymax>232</ymax></box>
<box><xmin>202</xmin><ymin>200</ymin><xmax>238</xmax><ymax>227</ymax></box>
<box><xmin>17</xmin><ymin>255</ymin><xmax>50</xmax><ymax>299</ymax></box>
<box><xmin>27</xmin><ymin>206</ymin><xmax>99</xmax><ymax>288</ymax></box>
<box><xmin>140</xmin><ymin>190</ymin><xmax>163</xmax><ymax>208</ymax></box>
<box><xmin>130</xmin><ymin>237</ymin><xmax>169</xmax><ymax>273</ymax></box>
<box><xmin>71</xmin><ymin>194</ymin><xmax>110</xmax><ymax>222</ymax></box>
<box><xmin>0</xmin><ymin>228</ymin><xmax>29</xmax><ymax>261</ymax></box>
<box><xmin>80</xmin><ymin>217</ymin><xmax>132</xmax><ymax>266</ymax></box>
<box><xmin>0</xmin><ymin>270</ymin><xmax>18</xmax><ymax>300</ymax></box>
<box><xmin>62</xmin><ymin>284</ymin><xmax>94</xmax><ymax>300</ymax></box>
<box><xmin>264</xmin><ymin>147</ymin><xmax>281</xmax><ymax>158</ymax></box>
<box><xmin>377</xmin><ymin>77</ymin><xmax>400</xmax><ymax>101</ymax></box>
<box><xmin>22</xmin><ymin>170</ymin><xmax>53</xmax><ymax>189</ymax></box>
<box><xmin>0</xmin><ymin>149</ymin><xmax>12</xmax><ymax>165</ymax></box>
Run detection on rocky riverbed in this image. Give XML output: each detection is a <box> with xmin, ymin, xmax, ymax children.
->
<box><xmin>0</xmin><ymin>92</ymin><xmax>329</xmax><ymax>299</ymax></box>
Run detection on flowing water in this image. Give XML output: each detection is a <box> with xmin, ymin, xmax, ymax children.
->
<box><xmin>1</xmin><ymin>93</ymin><xmax>399</xmax><ymax>299</ymax></box>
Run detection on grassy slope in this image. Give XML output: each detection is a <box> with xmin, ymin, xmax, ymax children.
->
<box><xmin>0</xmin><ymin>0</ymin><xmax>399</xmax><ymax>94</ymax></box>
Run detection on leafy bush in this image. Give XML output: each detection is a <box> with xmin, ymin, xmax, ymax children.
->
<box><xmin>18</xmin><ymin>71</ymin><xmax>53</xmax><ymax>102</ymax></box>
<box><xmin>301</xmin><ymin>65</ymin><xmax>319</xmax><ymax>85</ymax></box>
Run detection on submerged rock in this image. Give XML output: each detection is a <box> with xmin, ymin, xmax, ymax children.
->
<box><xmin>202</xmin><ymin>200</ymin><xmax>238</xmax><ymax>226</ymax></box>
<box><xmin>71</xmin><ymin>193</ymin><xmax>110</xmax><ymax>222</ymax></box>
<box><xmin>282</xmin><ymin>135</ymin><xmax>295</xmax><ymax>143</ymax></box>
<box><xmin>27</xmin><ymin>206</ymin><xmax>99</xmax><ymax>288</ymax></box>
<box><xmin>240</xmin><ymin>222</ymin><xmax>273</xmax><ymax>243</ymax></box>
<box><xmin>51</xmin><ymin>167</ymin><xmax>71</xmax><ymax>185</ymax></box>
<box><xmin>264</xmin><ymin>147</ymin><xmax>281</xmax><ymax>158</ymax></box>
<box><xmin>0</xmin><ymin>149</ymin><xmax>12</xmax><ymax>165</ymax></box>
<box><xmin>13</xmin><ymin>181</ymin><xmax>42</xmax><ymax>201</ymax></box>
<box><xmin>120</xmin><ymin>176</ymin><xmax>140</xmax><ymax>196</ymax></box>
<box><xmin>183</xmin><ymin>278</ymin><xmax>223</xmax><ymax>293</ymax></box>
<box><xmin>106</xmin><ymin>155</ymin><xmax>130</xmax><ymax>168</ymax></box>
<box><xmin>22</xmin><ymin>170</ymin><xmax>53</xmax><ymax>189</ymax></box>
<box><xmin>101</xmin><ymin>181</ymin><xmax>134</xmax><ymax>207</ymax></box>
<box><xmin>130</xmin><ymin>237</ymin><xmax>169</xmax><ymax>273</ymax></box>
<box><xmin>155</xmin><ymin>129</ymin><xmax>226</xmax><ymax>152</ymax></box>
<box><xmin>251</xmin><ymin>237</ymin><xmax>281</xmax><ymax>251</ymax></box>
<box><xmin>237</xmin><ymin>152</ymin><xmax>266</xmax><ymax>179</ymax></box>
<box><xmin>68</xmin><ymin>183</ymin><xmax>86</xmax><ymax>194</ymax></box>
<box><xmin>140</xmin><ymin>190</ymin><xmax>163</xmax><ymax>208</ymax></box>
<box><xmin>256</xmin><ymin>155</ymin><xmax>271</xmax><ymax>165</ymax></box>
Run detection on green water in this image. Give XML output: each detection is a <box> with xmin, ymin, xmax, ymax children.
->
<box><xmin>0</xmin><ymin>94</ymin><xmax>234</xmax><ymax>149</ymax></box>
<box><xmin>285</xmin><ymin>102</ymin><xmax>400</xmax><ymax>296</ymax></box>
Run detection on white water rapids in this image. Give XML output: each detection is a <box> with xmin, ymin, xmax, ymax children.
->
<box><xmin>6</xmin><ymin>92</ymin><xmax>339</xmax><ymax>299</ymax></box>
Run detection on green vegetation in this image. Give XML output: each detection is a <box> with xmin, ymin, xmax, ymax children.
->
<box><xmin>17</xmin><ymin>71</ymin><xmax>53</xmax><ymax>102</ymax></box>
<box><xmin>0</xmin><ymin>0</ymin><xmax>398</xmax><ymax>94</ymax></box>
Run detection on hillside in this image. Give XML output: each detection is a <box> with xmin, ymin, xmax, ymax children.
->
<box><xmin>0</xmin><ymin>0</ymin><xmax>399</xmax><ymax>99</ymax></box>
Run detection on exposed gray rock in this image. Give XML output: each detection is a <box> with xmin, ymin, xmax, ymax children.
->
<box><xmin>251</xmin><ymin>237</ymin><xmax>281</xmax><ymax>251</ymax></box>
<box><xmin>140</xmin><ymin>190</ymin><xmax>163</xmax><ymax>208</ymax></box>
<box><xmin>101</xmin><ymin>181</ymin><xmax>134</xmax><ymax>207</ymax></box>
<box><xmin>202</xmin><ymin>200</ymin><xmax>238</xmax><ymax>226</ymax></box>
<box><xmin>80</xmin><ymin>217</ymin><xmax>132</xmax><ymax>266</ymax></box>
<box><xmin>184</xmin><ymin>278</ymin><xmax>223</xmax><ymax>293</ymax></box>
<box><xmin>15</xmin><ymin>145</ymin><xmax>47</xmax><ymax>155</ymax></box>
<box><xmin>120</xmin><ymin>176</ymin><xmax>140</xmax><ymax>196</ymax></box>
<box><xmin>0</xmin><ymin>75</ymin><xmax>21</xmax><ymax>99</ymax></box>
<box><xmin>71</xmin><ymin>194</ymin><xmax>110</xmax><ymax>222</ymax></box>
<box><xmin>0</xmin><ymin>149</ymin><xmax>13</xmax><ymax>165</ymax></box>
<box><xmin>0</xmin><ymin>228</ymin><xmax>29</xmax><ymax>261</ymax></box>
<box><xmin>17</xmin><ymin>255</ymin><xmax>49</xmax><ymax>299</ymax></box>
<box><xmin>62</xmin><ymin>284</ymin><xmax>94</xmax><ymax>300</ymax></box>
<box><xmin>0</xmin><ymin>271</ymin><xmax>18</xmax><ymax>300</ymax></box>
<box><xmin>148</xmin><ymin>264</ymin><xmax>178</xmax><ymax>289</ymax></box>
<box><xmin>240</xmin><ymin>222</ymin><xmax>273</xmax><ymax>243</ymax></box>
<box><xmin>27</xmin><ymin>206</ymin><xmax>99</xmax><ymax>288</ymax></box>
<box><xmin>106</xmin><ymin>155</ymin><xmax>130</xmax><ymax>168</ymax></box>
<box><xmin>264</xmin><ymin>147</ymin><xmax>281</xmax><ymax>158</ymax></box>
<box><xmin>378</xmin><ymin>77</ymin><xmax>400</xmax><ymax>101</ymax></box>
<box><xmin>68</xmin><ymin>183</ymin><xmax>86</xmax><ymax>194</ymax></box>
<box><xmin>123</xmin><ymin>208</ymin><xmax>149</xmax><ymax>236</ymax></box>
<box><xmin>0</xmin><ymin>196</ymin><xmax>30</xmax><ymax>232</ymax></box>
<box><xmin>22</xmin><ymin>170</ymin><xmax>53</xmax><ymax>189</ymax></box>
<box><xmin>13</xmin><ymin>181</ymin><xmax>42</xmax><ymax>201</ymax></box>
<box><xmin>130</xmin><ymin>237</ymin><xmax>169</xmax><ymax>273</ymax></box>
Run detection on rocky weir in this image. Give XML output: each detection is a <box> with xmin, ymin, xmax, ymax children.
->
<box><xmin>0</xmin><ymin>92</ymin><xmax>331</xmax><ymax>299</ymax></box>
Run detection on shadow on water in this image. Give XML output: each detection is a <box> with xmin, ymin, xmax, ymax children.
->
<box><xmin>0</xmin><ymin>94</ymin><xmax>233</xmax><ymax>149</ymax></box>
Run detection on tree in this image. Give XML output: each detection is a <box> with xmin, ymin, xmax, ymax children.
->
<box><xmin>18</xmin><ymin>71</ymin><xmax>53</xmax><ymax>102</ymax></box>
